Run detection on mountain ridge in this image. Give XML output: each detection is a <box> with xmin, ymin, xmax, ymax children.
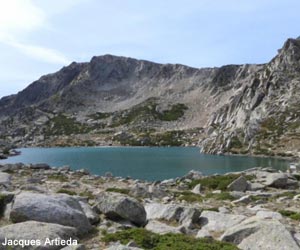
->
<box><xmin>0</xmin><ymin>38</ymin><xmax>300</xmax><ymax>157</ymax></box>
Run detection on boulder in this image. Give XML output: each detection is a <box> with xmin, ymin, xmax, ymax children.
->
<box><xmin>221</xmin><ymin>217</ymin><xmax>300</xmax><ymax>250</ymax></box>
<box><xmin>145</xmin><ymin>203</ymin><xmax>201</xmax><ymax>229</ymax></box>
<box><xmin>184</xmin><ymin>170</ymin><xmax>203</xmax><ymax>180</ymax></box>
<box><xmin>264</xmin><ymin>173</ymin><xmax>288</xmax><ymax>188</ymax></box>
<box><xmin>196</xmin><ymin>228</ymin><xmax>212</xmax><ymax>239</ymax></box>
<box><xmin>95</xmin><ymin>192</ymin><xmax>146</xmax><ymax>226</ymax></box>
<box><xmin>0</xmin><ymin>221</ymin><xmax>77</xmax><ymax>250</ymax></box>
<box><xmin>79</xmin><ymin>201</ymin><xmax>100</xmax><ymax>225</ymax></box>
<box><xmin>247</xmin><ymin>182</ymin><xmax>265</xmax><ymax>191</ymax></box>
<box><xmin>227</xmin><ymin>176</ymin><xmax>249</xmax><ymax>192</ymax></box>
<box><xmin>9</xmin><ymin>192</ymin><xmax>92</xmax><ymax>235</ymax></box>
<box><xmin>145</xmin><ymin>220</ymin><xmax>183</xmax><ymax>234</ymax></box>
<box><xmin>0</xmin><ymin>172</ymin><xmax>11</xmax><ymax>186</ymax></box>
<box><xmin>191</xmin><ymin>184</ymin><xmax>201</xmax><ymax>194</ymax></box>
<box><xmin>129</xmin><ymin>184</ymin><xmax>167</xmax><ymax>199</ymax></box>
<box><xmin>199</xmin><ymin>211</ymin><xmax>246</xmax><ymax>233</ymax></box>
<box><xmin>256</xmin><ymin>211</ymin><xmax>282</xmax><ymax>220</ymax></box>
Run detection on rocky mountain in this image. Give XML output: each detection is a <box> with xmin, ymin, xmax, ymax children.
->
<box><xmin>200</xmin><ymin>38</ymin><xmax>300</xmax><ymax>158</ymax></box>
<box><xmin>1</xmin><ymin>38</ymin><xmax>300</xmax><ymax>157</ymax></box>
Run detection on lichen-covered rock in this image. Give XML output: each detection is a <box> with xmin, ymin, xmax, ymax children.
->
<box><xmin>95</xmin><ymin>192</ymin><xmax>146</xmax><ymax>226</ymax></box>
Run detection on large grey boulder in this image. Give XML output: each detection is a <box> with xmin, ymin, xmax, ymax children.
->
<box><xmin>221</xmin><ymin>217</ymin><xmax>300</xmax><ymax>250</ymax></box>
<box><xmin>227</xmin><ymin>176</ymin><xmax>249</xmax><ymax>192</ymax></box>
<box><xmin>145</xmin><ymin>220</ymin><xmax>183</xmax><ymax>235</ymax></box>
<box><xmin>145</xmin><ymin>203</ymin><xmax>201</xmax><ymax>229</ymax></box>
<box><xmin>263</xmin><ymin>173</ymin><xmax>288</xmax><ymax>188</ymax></box>
<box><xmin>9</xmin><ymin>192</ymin><xmax>92</xmax><ymax>235</ymax></box>
<box><xmin>0</xmin><ymin>221</ymin><xmax>77</xmax><ymax>250</ymax></box>
<box><xmin>129</xmin><ymin>184</ymin><xmax>167</xmax><ymax>199</ymax></box>
<box><xmin>199</xmin><ymin>211</ymin><xmax>246</xmax><ymax>233</ymax></box>
<box><xmin>95</xmin><ymin>192</ymin><xmax>146</xmax><ymax>226</ymax></box>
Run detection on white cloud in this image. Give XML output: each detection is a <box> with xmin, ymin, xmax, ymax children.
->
<box><xmin>0</xmin><ymin>0</ymin><xmax>46</xmax><ymax>34</ymax></box>
<box><xmin>0</xmin><ymin>0</ymin><xmax>70</xmax><ymax>65</ymax></box>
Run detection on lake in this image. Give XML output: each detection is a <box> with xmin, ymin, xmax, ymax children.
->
<box><xmin>0</xmin><ymin>147</ymin><xmax>290</xmax><ymax>181</ymax></box>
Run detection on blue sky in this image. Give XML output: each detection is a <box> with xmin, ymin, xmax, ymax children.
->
<box><xmin>0</xmin><ymin>0</ymin><xmax>299</xmax><ymax>98</ymax></box>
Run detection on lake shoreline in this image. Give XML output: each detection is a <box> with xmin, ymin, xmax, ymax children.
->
<box><xmin>0</xmin><ymin>147</ymin><xmax>290</xmax><ymax>181</ymax></box>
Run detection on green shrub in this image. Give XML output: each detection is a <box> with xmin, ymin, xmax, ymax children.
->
<box><xmin>158</xmin><ymin>104</ymin><xmax>188</xmax><ymax>121</ymax></box>
<box><xmin>279</xmin><ymin>210</ymin><xmax>300</xmax><ymax>220</ymax></box>
<box><xmin>57</xmin><ymin>189</ymin><xmax>77</xmax><ymax>196</ymax></box>
<box><xmin>205</xmin><ymin>192</ymin><xmax>235</xmax><ymax>201</ymax></box>
<box><xmin>174</xmin><ymin>191</ymin><xmax>203</xmax><ymax>203</ymax></box>
<box><xmin>47</xmin><ymin>174</ymin><xmax>68</xmax><ymax>182</ymax></box>
<box><xmin>106</xmin><ymin>188</ymin><xmax>130</xmax><ymax>195</ymax></box>
<box><xmin>103</xmin><ymin>228</ymin><xmax>239</xmax><ymax>250</ymax></box>
<box><xmin>188</xmin><ymin>174</ymin><xmax>240</xmax><ymax>191</ymax></box>
<box><xmin>79</xmin><ymin>190</ymin><xmax>95</xmax><ymax>200</ymax></box>
<box><xmin>88</xmin><ymin>112</ymin><xmax>111</xmax><ymax>120</ymax></box>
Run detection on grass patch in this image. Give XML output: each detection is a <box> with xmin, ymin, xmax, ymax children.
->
<box><xmin>103</xmin><ymin>228</ymin><xmax>239</xmax><ymax>250</ymax></box>
<box><xmin>45</xmin><ymin>114</ymin><xmax>91</xmax><ymax>136</ymax></box>
<box><xmin>273</xmin><ymin>191</ymin><xmax>296</xmax><ymax>199</ymax></box>
<box><xmin>47</xmin><ymin>174</ymin><xmax>68</xmax><ymax>182</ymax></box>
<box><xmin>157</xmin><ymin>104</ymin><xmax>188</xmax><ymax>121</ymax></box>
<box><xmin>79</xmin><ymin>190</ymin><xmax>95</xmax><ymax>200</ymax></box>
<box><xmin>205</xmin><ymin>192</ymin><xmax>235</xmax><ymax>201</ymax></box>
<box><xmin>106</xmin><ymin>188</ymin><xmax>130</xmax><ymax>195</ymax></box>
<box><xmin>174</xmin><ymin>191</ymin><xmax>203</xmax><ymax>203</ymax></box>
<box><xmin>279</xmin><ymin>210</ymin><xmax>300</xmax><ymax>220</ymax></box>
<box><xmin>188</xmin><ymin>174</ymin><xmax>240</xmax><ymax>191</ymax></box>
<box><xmin>188</xmin><ymin>174</ymin><xmax>255</xmax><ymax>191</ymax></box>
<box><xmin>57</xmin><ymin>189</ymin><xmax>77</xmax><ymax>196</ymax></box>
<box><xmin>88</xmin><ymin>112</ymin><xmax>111</xmax><ymax>120</ymax></box>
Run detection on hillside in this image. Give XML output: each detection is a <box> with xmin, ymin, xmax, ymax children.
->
<box><xmin>1</xmin><ymin>38</ymin><xmax>300</xmax><ymax>157</ymax></box>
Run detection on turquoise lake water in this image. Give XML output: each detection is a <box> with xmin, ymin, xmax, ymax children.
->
<box><xmin>0</xmin><ymin>147</ymin><xmax>290</xmax><ymax>181</ymax></box>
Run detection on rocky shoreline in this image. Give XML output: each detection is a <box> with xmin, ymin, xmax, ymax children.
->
<box><xmin>0</xmin><ymin>163</ymin><xmax>300</xmax><ymax>249</ymax></box>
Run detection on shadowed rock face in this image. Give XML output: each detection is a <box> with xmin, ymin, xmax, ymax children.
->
<box><xmin>1</xmin><ymin>39</ymin><xmax>300</xmax><ymax>156</ymax></box>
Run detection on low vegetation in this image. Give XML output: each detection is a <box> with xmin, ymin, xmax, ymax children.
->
<box><xmin>103</xmin><ymin>228</ymin><xmax>239</xmax><ymax>250</ymax></box>
<box><xmin>56</xmin><ymin>189</ymin><xmax>77</xmax><ymax>196</ymax></box>
<box><xmin>174</xmin><ymin>191</ymin><xmax>203</xmax><ymax>203</ymax></box>
<box><xmin>106</xmin><ymin>187</ymin><xmax>130</xmax><ymax>195</ymax></box>
<box><xmin>188</xmin><ymin>174</ymin><xmax>254</xmax><ymax>191</ymax></box>
<box><xmin>279</xmin><ymin>210</ymin><xmax>300</xmax><ymax>221</ymax></box>
<box><xmin>205</xmin><ymin>192</ymin><xmax>235</xmax><ymax>201</ymax></box>
<box><xmin>47</xmin><ymin>173</ymin><xmax>68</xmax><ymax>182</ymax></box>
<box><xmin>45</xmin><ymin>114</ymin><xmax>91</xmax><ymax>136</ymax></box>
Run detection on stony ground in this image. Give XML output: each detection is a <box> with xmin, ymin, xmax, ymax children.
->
<box><xmin>0</xmin><ymin>162</ymin><xmax>300</xmax><ymax>250</ymax></box>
